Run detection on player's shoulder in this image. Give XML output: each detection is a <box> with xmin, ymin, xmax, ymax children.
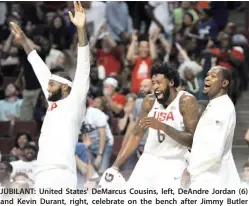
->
<box><xmin>179</xmin><ymin>91</ymin><xmax>197</xmax><ymax>105</ymax></box>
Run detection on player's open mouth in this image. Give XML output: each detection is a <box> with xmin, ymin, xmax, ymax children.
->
<box><xmin>204</xmin><ymin>83</ymin><xmax>211</xmax><ymax>90</ymax></box>
<box><xmin>155</xmin><ymin>91</ymin><xmax>164</xmax><ymax>99</ymax></box>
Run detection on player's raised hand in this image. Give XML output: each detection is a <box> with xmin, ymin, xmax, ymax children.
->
<box><xmin>9</xmin><ymin>22</ymin><xmax>27</xmax><ymax>46</ymax></box>
<box><xmin>68</xmin><ymin>1</ymin><xmax>86</xmax><ymax>29</ymax></box>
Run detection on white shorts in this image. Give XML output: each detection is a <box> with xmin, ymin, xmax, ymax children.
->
<box><xmin>35</xmin><ymin>168</ymin><xmax>77</xmax><ymax>191</ymax></box>
<box><xmin>126</xmin><ymin>153</ymin><xmax>187</xmax><ymax>189</ymax></box>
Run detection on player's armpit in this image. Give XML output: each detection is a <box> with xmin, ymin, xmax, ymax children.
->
<box><xmin>161</xmin><ymin>95</ymin><xmax>199</xmax><ymax>147</ymax></box>
<box><xmin>113</xmin><ymin>95</ymin><xmax>154</xmax><ymax>168</ymax></box>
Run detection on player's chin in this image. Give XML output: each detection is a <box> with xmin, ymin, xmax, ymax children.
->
<box><xmin>155</xmin><ymin>93</ymin><xmax>164</xmax><ymax>100</ymax></box>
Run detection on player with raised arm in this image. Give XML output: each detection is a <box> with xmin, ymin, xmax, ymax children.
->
<box><xmin>99</xmin><ymin>62</ymin><xmax>199</xmax><ymax>189</ymax></box>
<box><xmin>10</xmin><ymin>1</ymin><xmax>90</xmax><ymax>189</ymax></box>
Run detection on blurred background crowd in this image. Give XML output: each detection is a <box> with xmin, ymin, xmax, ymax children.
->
<box><xmin>0</xmin><ymin>1</ymin><xmax>249</xmax><ymax>190</ymax></box>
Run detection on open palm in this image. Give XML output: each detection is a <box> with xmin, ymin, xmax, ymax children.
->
<box><xmin>10</xmin><ymin>22</ymin><xmax>26</xmax><ymax>46</ymax></box>
<box><xmin>68</xmin><ymin>1</ymin><xmax>86</xmax><ymax>29</ymax></box>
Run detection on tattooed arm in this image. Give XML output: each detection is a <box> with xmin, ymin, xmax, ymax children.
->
<box><xmin>140</xmin><ymin>94</ymin><xmax>199</xmax><ymax>147</ymax></box>
<box><xmin>163</xmin><ymin>95</ymin><xmax>199</xmax><ymax>147</ymax></box>
<box><xmin>112</xmin><ymin>94</ymin><xmax>155</xmax><ymax>169</ymax></box>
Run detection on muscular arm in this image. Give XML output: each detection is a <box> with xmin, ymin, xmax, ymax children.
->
<box><xmin>69</xmin><ymin>27</ymin><xmax>90</xmax><ymax>104</ymax></box>
<box><xmin>161</xmin><ymin>95</ymin><xmax>199</xmax><ymax>147</ymax></box>
<box><xmin>112</xmin><ymin>95</ymin><xmax>154</xmax><ymax>169</ymax></box>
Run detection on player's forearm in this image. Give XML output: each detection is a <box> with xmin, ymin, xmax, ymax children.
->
<box><xmin>113</xmin><ymin>135</ymin><xmax>141</xmax><ymax>169</ymax></box>
<box><xmin>162</xmin><ymin>124</ymin><xmax>193</xmax><ymax>147</ymax></box>
<box><xmin>77</xmin><ymin>27</ymin><xmax>88</xmax><ymax>47</ymax></box>
<box><xmin>22</xmin><ymin>38</ymin><xmax>36</xmax><ymax>56</ymax></box>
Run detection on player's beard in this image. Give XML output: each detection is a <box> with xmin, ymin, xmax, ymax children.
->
<box><xmin>155</xmin><ymin>85</ymin><xmax>170</xmax><ymax>105</ymax></box>
<box><xmin>48</xmin><ymin>87</ymin><xmax>62</xmax><ymax>102</ymax></box>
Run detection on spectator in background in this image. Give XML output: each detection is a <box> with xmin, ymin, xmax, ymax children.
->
<box><xmin>0</xmin><ymin>2</ymin><xmax>7</xmax><ymax>26</ymax></box>
<box><xmin>175</xmin><ymin>12</ymin><xmax>198</xmax><ymax>55</ymax></box>
<box><xmin>146</xmin><ymin>1</ymin><xmax>174</xmax><ymax>44</ymax></box>
<box><xmin>106</xmin><ymin>1</ymin><xmax>133</xmax><ymax>44</ymax></box>
<box><xmin>118</xmin><ymin>94</ymin><xmax>137</xmax><ymax>136</ymax></box>
<box><xmin>0</xmin><ymin>72</ymin><xmax>4</xmax><ymax>100</ymax></box>
<box><xmin>82</xmin><ymin>1</ymin><xmax>106</xmax><ymax>37</ymax></box>
<box><xmin>88</xmin><ymin>65</ymin><xmax>103</xmax><ymax>99</ymax></box>
<box><xmin>10</xmin><ymin>143</ymin><xmax>37</xmax><ymax>183</ymax></box>
<box><xmin>133</xmin><ymin>79</ymin><xmax>152</xmax><ymax>121</ymax></box>
<box><xmin>173</xmin><ymin>1</ymin><xmax>199</xmax><ymax>31</ymax></box>
<box><xmin>78</xmin><ymin>134</ymin><xmax>99</xmax><ymax>190</ymax></box>
<box><xmin>209</xmin><ymin>1</ymin><xmax>228</xmax><ymax>31</ymax></box>
<box><xmin>188</xmin><ymin>8</ymin><xmax>218</xmax><ymax>53</ymax></box>
<box><xmin>176</xmin><ymin>43</ymin><xmax>205</xmax><ymax>100</ymax></box>
<box><xmin>103</xmin><ymin>77</ymin><xmax>126</xmax><ymax>118</ymax></box>
<box><xmin>3</xmin><ymin>30</ymin><xmax>49</xmax><ymax>121</ymax></box>
<box><xmin>177</xmin><ymin>79</ymin><xmax>188</xmax><ymax>92</ymax></box>
<box><xmin>10</xmin><ymin>131</ymin><xmax>33</xmax><ymax>160</ymax></box>
<box><xmin>75</xmin><ymin>142</ymin><xmax>89</xmax><ymax>189</ymax></box>
<box><xmin>127</xmin><ymin>32</ymin><xmax>157</xmax><ymax>94</ymax></box>
<box><xmin>0</xmin><ymin>161</ymin><xmax>13</xmax><ymax>187</ymax></box>
<box><xmin>80</xmin><ymin>99</ymin><xmax>113</xmax><ymax>175</ymax></box>
<box><xmin>0</xmin><ymin>83</ymin><xmax>23</xmax><ymax>121</ymax></box>
<box><xmin>91</xmin><ymin>31</ymin><xmax>122</xmax><ymax>79</ymax></box>
<box><xmin>242</xmin><ymin>161</ymin><xmax>249</xmax><ymax>186</ymax></box>
<box><xmin>49</xmin><ymin>15</ymin><xmax>71</xmax><ymax>50</ymax></box>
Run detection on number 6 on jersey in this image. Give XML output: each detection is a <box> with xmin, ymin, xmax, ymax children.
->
<box><xmin>157</xmin><ymin>130</ymin><xmax>166</xmax><ymax>143</ymax></box>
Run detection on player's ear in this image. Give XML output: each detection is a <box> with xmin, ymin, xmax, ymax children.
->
<box><xmin>169</xmin><ymin>79</ymin><xmax>174</xmax><ymax>87</ymax></box>
<box><xmin>62</xmin><ymin>84</ymin><xmax>69</xmax><ymax>92</ymax></box>
<box><xmin>222</xmin><ymin>80</ymin><xmax>229</xmax><ymax>88</ymax></box>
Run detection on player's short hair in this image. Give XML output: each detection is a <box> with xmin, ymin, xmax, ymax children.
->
<box><xmin>215</xmin><ymin>66</ymin><xmax>232</xmax><ymax>92</ymax></box>
<box><xmin>220</xmin><ymin>67</ymin><xmax>232</xmax><ymax>84</ymax></box>
<box><xmin>150</xmin><ymin>62</ymin><xmax>180</xmax><ymax>88</ymax></box>
<box><xmin>15</xmin><ymin>131</ymin><xmax>32</xmax><ymax>148</ymax></box>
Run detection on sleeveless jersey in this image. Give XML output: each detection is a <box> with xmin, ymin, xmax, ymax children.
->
<box><xmin>143</xmin><ymin>91</ymin><xmax>191</xmax><ymax>159</ymax></box>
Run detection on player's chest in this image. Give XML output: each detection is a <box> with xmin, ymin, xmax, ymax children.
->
<box><xmin>44</xmin><ymin>102</ymin><xmax>73</xmax><ymax>122</ymax></box>
<box><xmin>149</xmin><ymin>107</ymin><xmax>182</xmax><ymax>125</ymax></box>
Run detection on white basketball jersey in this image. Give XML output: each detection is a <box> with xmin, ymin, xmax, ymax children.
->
<box><xmin>144</xmin><ymin>91</ymin><xmax>190</xmax><ymax>159</ymax></box>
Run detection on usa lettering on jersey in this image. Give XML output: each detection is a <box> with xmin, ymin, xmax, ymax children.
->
<box><xmin>153</xmin><ymin>111</ymin><xmax>174</xmax><ymax>121</ymax></box>
<box><xmin>48</xmin><ymin>103</ymin><xmax>57</xmax><ymax>111</ymax></box>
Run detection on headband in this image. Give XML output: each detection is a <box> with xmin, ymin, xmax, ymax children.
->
<box><xmin>50</xmin><ymin>75</ymin><xmax>73</xmax><ymax>87</ymax></box>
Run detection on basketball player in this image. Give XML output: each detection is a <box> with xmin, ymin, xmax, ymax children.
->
<box><xmin>100</xmin><ymin>62</ymin><xmax>199</xmax><ymax>189</ymax></box>
<box><xmin>188</xmin><ymin>66</ymin><xmax>240</xmax><ymax>189</ymax></box>
<box><xmin>10</xmin><ymin>2</ymin><xmax>89</xmax><ymax>189</ymax></box>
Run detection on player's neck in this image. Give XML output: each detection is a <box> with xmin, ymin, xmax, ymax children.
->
<box><xmin>209</xmin><ymin>90</ymin><xmax>227</xmax><ymax>100</ymax></box>
<box><xmin>61</xmin><ymin>93</ymin><xmax>69</xmax><ymax>100</ymax></box>
<box><xmin>164</xmin><ymin>89</ymin><xmax>178</xmax><ymax>107</ymax></box>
